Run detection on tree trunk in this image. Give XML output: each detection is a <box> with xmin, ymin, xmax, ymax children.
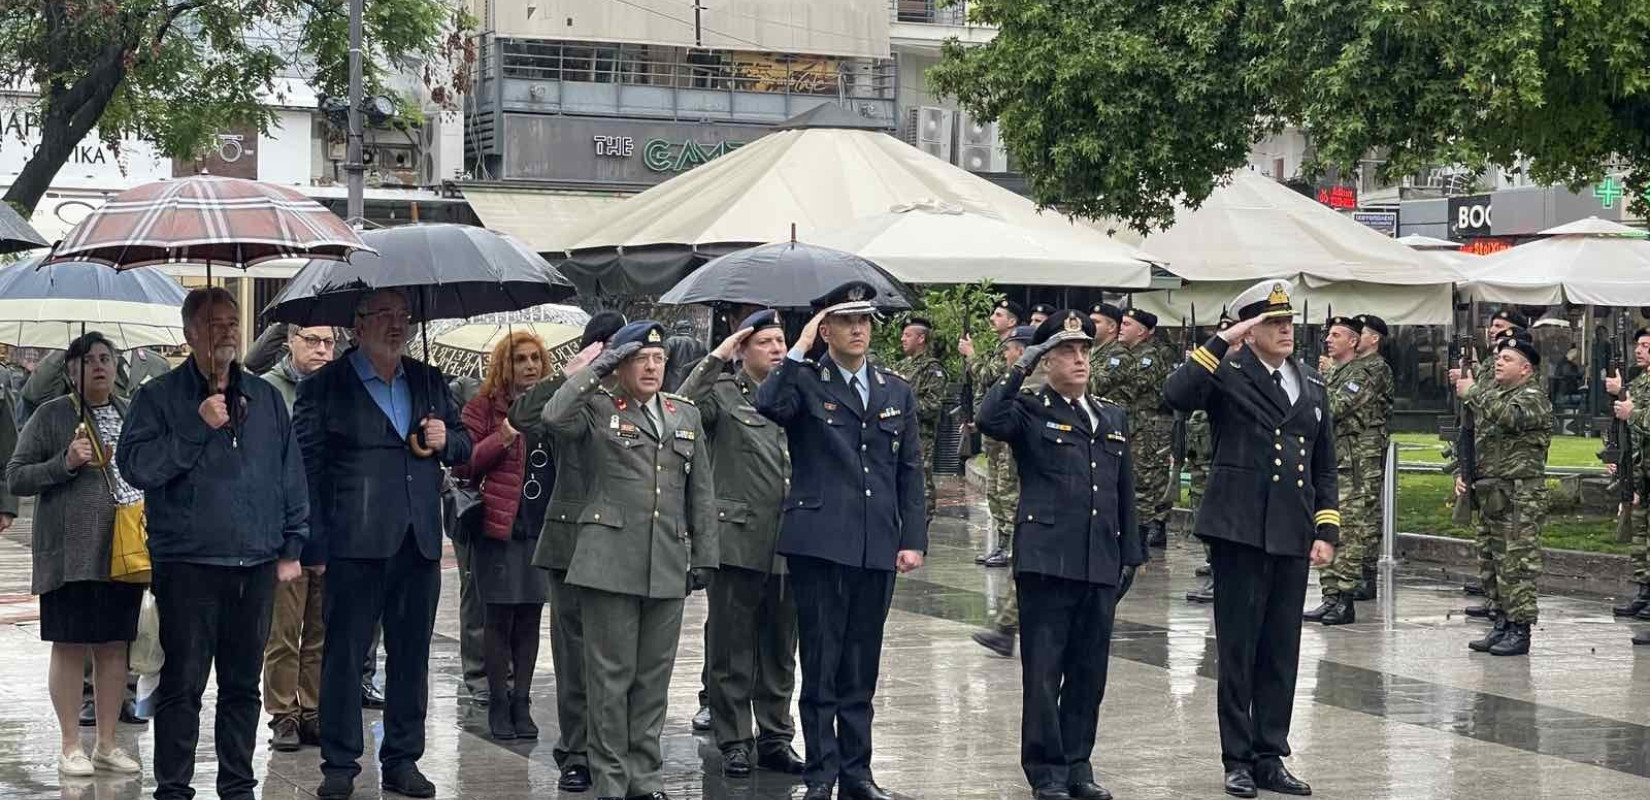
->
<box><xmin>3</xmin><ymin>39</ymin><xmax>131</xmax><ymax>217</ymax></box>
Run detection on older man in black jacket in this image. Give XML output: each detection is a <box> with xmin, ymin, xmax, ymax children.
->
<box><xmin>1165</xmin><ymin>280</ymin><xmax>1338</xmax><ymax>799</ymax></box>
<box><xmin>119</xmin><ymin>287</ymin><xmax>310</xmax><ymax>800</ymax></box>
<box><xmin>977</xmin><ymin>310</ymin><xmax>1144</xmax><ymax>800</ymax></box>
<box><xmin>296</xmin><ymin>288</ymin><xmax>471</xmax><ymax>800</ymax></box>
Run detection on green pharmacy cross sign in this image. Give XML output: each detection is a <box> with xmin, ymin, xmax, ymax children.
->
<box><xmin>1595</xmin><ymin>176</ymin><xmax>1626</xmax><ymax>209</ymax></box>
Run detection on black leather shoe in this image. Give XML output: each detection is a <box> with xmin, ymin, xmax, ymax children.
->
<box><xmin>317</xmin><ymin>773</ymin><xmax>355</xmax><ymax>800</ymax></box>
<box><xmin>1253</xmin><ymin>763</ymin><xmax>1311</xmax><ymax>795</ymax></box>
<box><xmin>982</xmin><ymin>547</ymin><xmax>1011</xmax><ymax>568</ymax></box>
<box><xmin>361</xmin><ymin>679</ymin><xmax>386</xmax><ymax>710</ymax></box>
<box><xmin>1033</xmin><ymin>787</ymin><xmax>1073</xmax><ymax>800</ymax></box>
<box><xmin>802</xmin><ymin>784</ymin><xmax>833</xmax><ymax>800</ymax></box>
<box><xmin>722</xmin><ymin>748</ymin><xmax>752</xmax><ymax>777</ymax></box>
<box><xmin>1302</xmin><ymin>598</ymin><xmax>1336</xmax><ymax>621</ymax></box>
<box><xmin>1637</xmin><ymin>604</ymin><xmax>1650</xmax><ymax>622</ymax></box>
<box><xmin>1464</xmin><ymin>604</ymin><xmax>1495</xmax><ymax>619</ymax></box>
<box><xmin>1067</xmin><ymin>780</ymin><xmax>1112</xmax><ymax>800</ymax></box>
<box><xmin>1320</xmin><ymin>597</ymin><xmax>1356</xmax><ymax>626</ymax></box>
<box><xmin>270</xmin><ymin>715</ymin><xmax>302</xmax><ymax>752</ymax></box>
<box><xmin>382</xmin><ymin>765</ymin><xmax>436</xmax><ymax>798</ymax></box>
<box><xmin>488</xmin><ymin>696</ymin><xmax>516</xmax><ymax>740</ymax></box>
<box><xmin>1469</xmin><ymin>617</ymin><xmax>1509</xmax><ymax>653</ymax></box>
<box><xmin>841</xmin><ymin>779</ymin><xmax>893</xmax><ymax>800</ymax></box>
<box><xmin>1223</xmin><ymin>768</ymin><xmax>1257</xmax><ymax>798</ymax></box>
<box><xmin>78</xmin><ymin>697</ymin><xmax>95</xmax><ymax>727</ymax></box>
<box><xmin>119</xmin><ymin>699</ymin><xmax>147</xmax><ymax>725</ymax></box>
<box><xmin>1489</xmin><ymin>622</ymin><xmax>1531</xmax><ymax>656</ymax></box>
<box><xmin>1633</xmin><ymin>628</ymin><xmax>1650</xmax><ymax>646</ymax></box>
<box><xmin>1195</xmin><ymin>563</ymin><xmax>1212</xmax><ymax>577</ymax></box>
<box><xmin>1186</xmin><ymin>577</ymin><xmax>1215</xmax><ymax>604</ymax></box>
<box><xmin>756</xmin><ymin>744</ymin><xmax>806</xmax><ymax>774</ymax></box>
<box><xmin>691</xmin><ymin>705</ymin><xmax>712</xmax><ymax>731</ymax></box>
<box><xmin>1464</xmin><ymin>581</ymin><xmax>1485</xmax><ymax>596</ymax></box>
<box><xmin>972</xmin><ymin>627</ymin><xmax>1016</xmax><ymax>657</ymax></box>
<box><xmin>558</xmin><ymin>764</ymin><xmax>592</xmax><ymax>792</ymax></box>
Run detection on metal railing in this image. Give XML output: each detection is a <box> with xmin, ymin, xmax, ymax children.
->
<box><xmin>889</xmin><ymin>0</ymin><xmax>969</xmax><ymax>25</ymax></box>
<box><xmin>495</xmin><ymin>39</ymin><xmax>897</xmax><ymax>101</ymax></box>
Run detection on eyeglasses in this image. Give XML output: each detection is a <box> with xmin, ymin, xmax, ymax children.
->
<box><xmin>295</xmin><ymin>334</ymin><xmax>336</xmax><ymax>349</ymax></box>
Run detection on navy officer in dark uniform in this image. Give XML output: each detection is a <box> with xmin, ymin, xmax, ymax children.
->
<box><xmin>1164</xmin><ymin>279</ymin><xmax>1339</xmax><ymax>799</ymax></box>
<box><xmin>755</xmin><ymin>280</ymin><xmax>926</xmax><ymax>800</ymax></box>
<box><xmin>977</xmin><ymin>310</ymin><xmax>1145</xmax><ymax>800</ymax></box>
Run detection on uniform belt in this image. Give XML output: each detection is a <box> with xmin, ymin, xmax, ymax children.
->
<box><xmin>1474</xmin><ymin>477</ymin><xmax>1538</xmax><ymax>490</ymax></box>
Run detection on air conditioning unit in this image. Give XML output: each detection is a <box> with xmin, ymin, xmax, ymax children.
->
<box><xmin>956</xmin><ymin>111</ymin><xmax>1006</xmax><ymax>173</ymax></box>
<box><xmin>419</xmin><ymin>109</ymin><xmax>465</xmax><ymax>186</ymax></box>
<box><xmin>912</xmin><ymin>106</ymin><xmax>953</xmax><ymax>163</ymax></box>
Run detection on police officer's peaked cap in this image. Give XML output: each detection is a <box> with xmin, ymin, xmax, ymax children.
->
<box><xmin>1232</xmin><ymin>280</ymin><xmax>1296</xmax><ymax>321</ymax></box>
<box><xmin>995</xmin><ymin>298</ymin><xmax>1027</xmax><ymax>323</ymax></box>
<box><xmin>810</xmin><ymin>281</ymin><xmax>879</xmax><ymax>316</ymax></box>
<box><xmin>610</xmin><ymin>320</ymin><xmax>667</xmax><ymax>350</ymax></box>
<box><xmin>1327</xmin><ymin>315</ymin><xmax>1363</xmax><ymax>334</ymax></box>
<box><xmin>581</xmin><ymin>310</ymin><xmax>628</xmax><ymax>349</ymax></box>
<box><xmin>1357</xmin><ymin>314</ymin><xmax>1389</xmax><ymax>337</ymax></box>
<box><xmin>1492</xmin><ymin>308</ymin><xmax>1530</xmax><ymax>329</ymax></box>
<box><xmin>1088</xmin><ymin>302</ymin><xmax>1124</xmax><ymax>324</ymax></box>
<box><xmin>1033</xmin><ymin>310</ymin><xmax>1095</xmax><ymax>347</ymax></box>
<box><xmin>1029</xmin><ymin>303</ymin><xmax>1056</xmax><ymax>317</ymax></box>
<box><xmin>1123</xmin><ymin>308</ymin><xmax>1158</xmax><ymax>329</ymax></box>
<box><xmin>1004</xmin><ymin>325</ymin><xmax>1037</xmax><ymax>345</ymax></box>
<box><xmin>738</xmin><ymin>308</ymin><xmax>782</xmax><ymax>333</ymax></box>
<box><xmin>1497</xmin><ymin>336</ymin><xmax>1541</xmax><ymax>367</ymax></box>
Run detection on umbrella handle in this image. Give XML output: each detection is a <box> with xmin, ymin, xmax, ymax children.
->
<box><xmin>407</xmin><ymin>413</ymin><xmax>438</xmax><ymax>459</ymax></box>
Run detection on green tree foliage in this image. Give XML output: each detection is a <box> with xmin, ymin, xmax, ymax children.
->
<box><xmin>874</xmin><ymin>281</ymin><xmax>1001</xmax><ymax>376</ymax></box>
<box><xmin>0</xmin><ymin>0</ymin><xmax>474</xmax><ymax>214</ymax></box>
<box><xmin>931</xmin><ymin>0</ymin><xmax>1650</xmax><ymax>233</ymax></box>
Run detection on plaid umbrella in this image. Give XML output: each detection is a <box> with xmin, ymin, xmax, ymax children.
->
<box><xmin>0</xmin><ymin>201</ymin><xmax>49</xmax><ymax>255</ymax></box>
<box><xmin>44</xmin><ymin>174</ymin><xmax>371</xmax><ymax>269</ymax></box>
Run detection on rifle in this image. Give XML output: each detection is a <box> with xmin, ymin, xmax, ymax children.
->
<box><xmin>1169</xmin><ymin>305</ymin><xmax>1195</xmax><ymax>509</ymax></box>
<box><xmin>952</xmin><ymin>313</ymin><xmax>980</xmax><ymax>465</ymax></box>
<box><xmin>1450</xmin><ymin>329</ymin><xmax>1479</xmax><ymax>526</ymax></box>
<box><xmin>1602</xmin><ymin>309</ymin><xmax>1636</xmax><ymax>543</ymax></box>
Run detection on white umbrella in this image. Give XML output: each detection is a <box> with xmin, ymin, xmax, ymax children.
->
<box><xmin>410</xmin><ymin>321</ymin><xmax>586</xmax><ymax>380</ymax></box>
<box><xmin>805</xmin><ymin>200</ymin><xmax>1154</xmax><ymax>287</ymax></box>
<box><xmin>0</xmin><ymin>256</ymin><xmax>187</xmax><ymax>349</ymax></box>
<box><xmin>1457</xmin><ymin>217</ymin><xmax>1650</xmax><ymax>305</ymax></box>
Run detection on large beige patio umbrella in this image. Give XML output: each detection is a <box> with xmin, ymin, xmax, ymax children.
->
<box><xmin>556</xmin><ymin>121</ymin><xmax>1157</xmax><ymax>294</ymax></box>
<box><xmin>1456</xmin><ymin>217</ymin><xmax>1650</xmax><ymax>305</ymax></box>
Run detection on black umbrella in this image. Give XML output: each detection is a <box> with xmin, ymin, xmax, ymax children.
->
<box><xmin>263</xmin><ymin>223</ymin><xmax>574</xmax><ymax>327</ymax></box>
<box><xmin>0</xmin><ymin>202</ymin><xmax>49</xmax><ymax>255</ymax></box>
<box><xmin>659</xmin><ymin>237</ymin><xmax>915</xmax><ymax>311</ymax></box>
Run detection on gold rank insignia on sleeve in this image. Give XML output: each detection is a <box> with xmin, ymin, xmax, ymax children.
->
<box><xmin>1314</xmin><ymin>509</ymin><xmax>1342</xmax><ymax>527</ymax></box>
<box><xmin>1190</xmin><ymin>345</ymin><xmax>1219</xmax><ymax>372</ymax></box>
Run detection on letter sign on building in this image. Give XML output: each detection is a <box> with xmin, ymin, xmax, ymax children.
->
<box><xmin>1448</xmin><ymin>194</ymin><xmax>1492</xmax><ymax>239</ymax></box>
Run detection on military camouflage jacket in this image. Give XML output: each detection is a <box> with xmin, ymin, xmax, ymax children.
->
<box><xmin>1464</xmin><ymin>376</ymin><xmax>1552</xmax><ymax>481</ymax></box>
<box><xmin>1622</xmin><ymin>371</ymin><xmax>1650</xmax><ymax>482</ymax></box>
<box><xmin>893</xmin><ymin>352</ymin><xmax>948</xmax><ymax>434</ymax></box>
<box><xmin>965</xmin><ymin>337</ymin><xmax>1008</xmax><ymax>390</ymax></box>
<box><xmin>1088</xmin><ymin>339</ymin><xmax>1133</xmax><ymax>404</ymax></box>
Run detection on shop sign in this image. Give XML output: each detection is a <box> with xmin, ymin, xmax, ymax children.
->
<box><xmin>1315</xmin><ymin>184</ymin><xmax>1357</xmax><ymax>209</ymax></box>
<box><xmin>1448</xmin><ymin>194</ymin><xmax>1493</xmax><ymax>239</ymax></box>
<box><xmin>1352</xmin><ymin>211</ymin><xmax>1398</xmax><ymax>237</ymax></box>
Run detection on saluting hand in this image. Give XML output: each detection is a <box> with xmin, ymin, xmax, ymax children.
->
<box><xmin>65</xmin><ymin>428</ymin><xmax>94</xmax><ymax>469</ymax></box>
<box><xmin>1218</xmin><ymin>315</ymin><xmax>1263</xmax><ymax>343</ymax></box>
<box><xmin>564</xmin><ymin>341</ymin><xmax>604</xmax><ymax>375</ymax></box>
<box><xmin>421</xmin><ymin>416</ymin><xmax>447</xmax><ymax>451</ymax></box>
<box><xmin>712</xmin><ymin>327</ymin><xmax>755</xmax><ymax>360</ymax></box>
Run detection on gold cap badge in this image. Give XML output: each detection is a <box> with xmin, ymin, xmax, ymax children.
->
<box><xmin>1063</xmin><ymin>315</ymin><xmax>1082</xmax><ymax>332</ymax></box>
<box><xmin>1268</xmin><ymin>283</ymin><xmax>1289</xmax><ymax>305</ymax></box>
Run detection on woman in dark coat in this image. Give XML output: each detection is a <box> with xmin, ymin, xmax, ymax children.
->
<box><xmin>456</xmin><ymin>330</ymin><xmax>554</xmax><ymax>740</ymax></box>
<box><xmin>5</xmin><ymin>332</ymin><xmax>144</xmax><ymax>777</ymax></box>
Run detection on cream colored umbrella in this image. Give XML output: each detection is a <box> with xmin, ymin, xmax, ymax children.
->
<box><xmin>1456</xmin><ymin>217</ymin><xmax>1650</xmax><ymax>305</ymax></box>
<box><xmin>415</xmin><ymin>321</ymin><xmax>585</xmax><ymax>380</ymax></box>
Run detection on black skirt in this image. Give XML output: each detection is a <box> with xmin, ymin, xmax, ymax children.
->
<box><xmin>40</xmin><ymin>581</ymin><xmax>144</xmax><ymax>643</ymax></box>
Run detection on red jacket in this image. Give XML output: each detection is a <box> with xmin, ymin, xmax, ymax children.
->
<box><xmin>456</xmin><ymin>390</ymin><xmax>524</xmax><ymax>541</ymax></box>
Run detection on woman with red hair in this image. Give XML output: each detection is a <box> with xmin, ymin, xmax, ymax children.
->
<box><xmin>456</xmin><ymin>330</ymin><xmax>554</xmax><ymax>740</ymax></box>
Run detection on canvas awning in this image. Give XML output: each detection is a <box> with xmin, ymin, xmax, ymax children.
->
<box><xmin>1457</xmin><ymin>217</ymin><xmax>1650</xmax><ymax>305</ymax></box>
<box><xmin>460</xmin><ymin>186</ymin><xmax>631</xmax><ymax>254</ymax></box>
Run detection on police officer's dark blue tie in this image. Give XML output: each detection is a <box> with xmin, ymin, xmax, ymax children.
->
<box><xmin>848</xmin><ymin>375</ymin><xmax>866</xmax><ymax>413</ymax></box>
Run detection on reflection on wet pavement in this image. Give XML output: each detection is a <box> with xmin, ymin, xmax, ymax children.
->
<box><xmin>0</xmin><ymin>476</ymin><xmax>1648</xmax><ymax>798</ymax></box>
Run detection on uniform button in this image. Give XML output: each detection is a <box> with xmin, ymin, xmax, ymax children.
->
<box><xmin>1091</xmin><ymin>462</ymin><xmax>1097</xmax><ymax>468</ymax></box>
<box><xmin>1271</xmin><ymin>475</ymin><xmax>1279</xmax><ymax>483</ymax></box>
<box><xmin>1299</xmin><ymin>436</ymin><xmax>1306</xmax><ymax>444</ymax></box>
<box><xmin>1300</xmin><ymin>449</ymin><xmax>1306</xmax><ymax>457</ymax></box>
<box><xmin>1091</xmin><ymin>509</ymin><xmax>1097</xmax><ymax>516</ymax></box>
<box><xmin>863</xmin><ymin>467</ymin><xmax>869</xmax><ymax>473</ymax></box>
<box><xmin>798</xmin><ymin>501</ymin><xmax>805</xmax><ymax>506</ymax></box>
<box><xmin>862</xmin><ymin>422</ymin><xmax>868</xmax><ymax>429</ymax></box>
<box><xmin>861</xmin><ymin>444</ymin><xmax>867</xmax><ymax>451</ymax></box>
<box><xmin>1273</xmin><ymin>458</ymin><xmax>1282</xmax><ymax>466</ymax></box>
<box><xmin>657</xmin><ymin>465</ymin><xmax>663</xmax><ymax>471</ymax></box>
<box><xmin>785</xmin><ymin>478</ymin><xmax>791</xmax><ymax>485</ymax></box>
<box><xmin>719</xmin><ymin>511</ymin><xmax>726</xmax><ymax>518</ymax></box>
<box><xmin>1092</xmin><ymin>485</ymin><xmax>1098</xmax><ymax>491</ymax></box>
<box><xmin>1274</xmin><ymin>443</ymin><xmax>1282</xmax><ymax>451</ymax></box>
<box><xmin>1297</xmin><ymin>464</ymin><xmax>1304</xmax><ymax>473</ymax></box>
<box><xmin>1056</xmin><ymin>438</ymin><xmax>1064</xmax><ymax>444</ymax></box>
<box><xmin>1274</xmin><ymin>428</ymin><xmax>1281</xmax><ymax>435</ymax></box>
<box><xmin>594</xmin><ymin>513</ymin><xmax>601</xmax><ymax>520</ymax></box>
<box><xmin>654</xmin><ymin>510</ymin><xmax>660</xmax><ymax>517</ymax></box>
<box><xmin>1297</xmin><ymin>479</ymin><xmax>1305</xmax><ymax>487</ymax></box>
<box><xmin>406</xmin><ymin>475</ymin><xmax>412</xmax><ymax>482</ymax></box>
<box><xmin>1027</xmin><ymin>514</ymin><xmax>1035</xmax><ymax>521</ymax></box>
<box><xmin>865</xmin><ymin>489</ymin><xmax>873</xmax><ymax>497</ymax></box>
<box><xmin>656</xmin><ymin>487</ymin><xmax>662</xmax><ymax>494</ymax></box>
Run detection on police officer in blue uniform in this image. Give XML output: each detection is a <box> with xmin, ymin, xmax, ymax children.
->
<box><xmin>1165</xmin><ymin>280</ymin><xmax>1339</xmax><ymax>799</ymax></box>
<box><xmin>977</xmin><ymin>310</ymin><xmax>1145</xmax><ymax>800</ymax></box>
<box><xmin>755</xmin><ymin>280</ymin><xmax>926</xmax><ymax>800</ymax></box>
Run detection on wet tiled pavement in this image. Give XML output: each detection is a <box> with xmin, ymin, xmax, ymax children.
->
<box><xmin>2</xmin><ymin>477</ymin><xmax>1649</xmax><ymax>799</ymax></box>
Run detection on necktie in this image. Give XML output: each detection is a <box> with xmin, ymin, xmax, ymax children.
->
<box><xmin>645</xmin><ymin>402</ymin><xmax>662</xmax><ymax>437</ymax></box>
<box><xmin>848</xmin><ymin>375</ymin><xmax>866</xmax><ymax>411</ymax></box>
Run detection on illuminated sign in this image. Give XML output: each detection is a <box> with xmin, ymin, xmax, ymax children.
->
<box><xmin>1459</xmin><ymin>237</ymin><xmax>1513</xmax><ymax>256</ymax></box>
<box><xmin>1315</xmin><ymin>185</ymin><xmax>1357</xmax><ymax>209</ymax></box>
<box><xmin>1595</xmin><ymin>176</ymin><xmax>1626</xmax><ymax>209</ymax></box>
<box><xmin>641</xmin><ymin>138</ymin><xmax>746</xmax><ymax>173</ymax></box>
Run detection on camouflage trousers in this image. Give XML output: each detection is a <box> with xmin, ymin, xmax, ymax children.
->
<box><xmin>1472</xmin><ymin>478</ymin><xmax>1546</xmax><ymax>624</ymax></box>
<box><xmin>993</xmin><ymin>580</ymin><xmax>1019</xmax><ymax>632</ymax></box>
<box><xmin>985</xmin><ymin>438</ymin><xmax>1019</xmax><ymax>546</ymax></box>
<box><xmin>1187</xmin><ymin>453</ymin><xmax>1212</xmax><ymax>565</ymax></box>
<box><xmin>1362</xmin><ymin>441</ymin><xmax>1389</xmax><ymax>571</ymax></box>
<box><xmin>1132</xmin><ymin>413</ymin><xmax>1175</xmax><ymax>527</ymax></box>
<box><xmin>920</xmin><ymin>429</ymin><xmax>938</xmax><ymax>524</ymax></box>
<box><xmin>1320</xmin><ymin>452</ymin><xmax>1381</xmax><ymax>596</ymax></box>
<box><xmin>1632</xmin><ymin>503</ymin><xmax>1650</xmax><ymax>584</ymax></box>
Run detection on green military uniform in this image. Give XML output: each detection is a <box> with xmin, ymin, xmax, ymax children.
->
<box><xmin>969</xmin><ymin>339</ymin><xmax>1018</xmax><ymax>552</ymax></box>
<box><xmin>893</xmin><ymin>350</ymin><xmax>948</xmax><ymax>522</ymax></box>
<box><xmin>1088</xmin><ymin>339</ymin><xmax>1131</xmax><ymax>401</ymax></box>
<box><xmin>1622</xmin><ymin>371</ymin><xmax>1650</xmax><ymax>587</ymax></box>
<box><xmin>1358</xmin><ymin>352</ymin><xmax>1396</xmax><ymax>577</ymax></box>
<box><xmin>539</xmin><ymin>358</ymin><xmax>718</xmax><ymax>796</ymax></box>
<box><xmin>1463</xmin><ymin>367</ymin><xmax>1551</xmax><ymax>627</ymax></box>
<box><xmin>1185</xmin><ymin>410</ymin><xmax>1213</xmax><ymax>518</ymax></box>
<box><xmin>510</xmin><ymin>373</ymin><xmax>590</xmax><ymax>770</ymax></box>
<box><xmin>1318</xmin><ymin>350</ymin><xmax>1390</xmax><ymax>599</ymax></box>
<box><xmin>1122</xmin><ymin>334</ymin><xmax>1177</xmax><ymax>537</ymax></box>
<box><xmin>1465</xmin><ymin>354</ymin><xmax>1500</xmax><ymax>606</ymax></box>
<box><xmin>678</xmin><ymin>354</ymin><xmax>800</xmax><ymax>759</ymax></box>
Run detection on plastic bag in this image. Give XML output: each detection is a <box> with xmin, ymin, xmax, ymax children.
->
<box><xmin>129</xmin><ymin>591</ymin><xmax>164</xmax><ymax>676</ymax></box>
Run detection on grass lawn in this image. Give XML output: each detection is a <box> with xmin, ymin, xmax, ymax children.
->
<box><xmin>1393</xmin><ymin>432</ymin><xmax>1601</xmax><ymax>468</ymax></box>
<box><xmin>1394</xmin><ymin>471</ymin><xmax>1629</xmax><ymax>556</ymax></box>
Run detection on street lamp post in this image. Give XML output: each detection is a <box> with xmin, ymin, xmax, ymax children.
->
<box><xmin>345</xmin><ymin>0</ymin><xmax>365</xmax><ymax>225</ymax></box>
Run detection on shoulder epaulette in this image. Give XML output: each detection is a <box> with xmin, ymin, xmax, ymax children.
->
<box><xmin>1097</xmin><ymin>395</ymin><xmax>1119</xmax><ymax>405</ymax></box>
<box><xmin>877</xmin><ymin>367</ymin><xmax>909</xmax><ymax>384</ymax></box>
<box><xmin>661</xmin><ymin>391</ymin><xmax>695</xmax><ymax>406</ymax></box>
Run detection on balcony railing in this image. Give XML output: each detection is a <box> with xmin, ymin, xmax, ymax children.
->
<box><xmin>495</xmin><ymin>40</ymin><xmax>895</xmax><ymax>101</ymax></box>
<box><xmin>889</xmin><ymin>0</ymin><xmax>969</xmax><ymax>25</ymax></box>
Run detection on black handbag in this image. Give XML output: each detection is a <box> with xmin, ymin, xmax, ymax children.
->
<box><xmin>441</xmin><ymin>472</ymin><xmax>484</xmax><ymax>543</ymax></box>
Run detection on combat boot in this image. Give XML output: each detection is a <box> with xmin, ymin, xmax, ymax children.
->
<box><xmin>1303</xmin><ymin>595</ymin><xmax>1338</xmax><ymax>622</ymax></box>
<box><xmin>1618</xmin><ymin>584</ymin><xmax>1650</xmax><ymax>617</ymax></box>
<box><xmin>1463</xmin><ymin>581</ymin><xmax>1485</xmax><ymax>596</ymax></box>
<box><xmin>1468</xmin><ymin>616</ymin><xmax>1508</xmax><ymax>652</ymax></box>
<box><xmin>1350</xmin><ymin>566</ymin><xmax>1378</xmax><ymax>601</ymax></box>
<box><xmin>1488</xmin><ymin>622</ymin><xmax>1531</xmax><ymax>656</ymax></box>
<box><xmin>1320</xmin><ymin>596</ymin><xmax>1356</xmax><ymax>625</ymax></box>
<box><xmin>1464</xmin><ymin>604</ymin><xmax>1496</xmax><ymax>619</ymax></box>
<box><xmin>1146</xmin><ymin>521</ymin><xmax>1167</xmax><ymax>548</ymax></box>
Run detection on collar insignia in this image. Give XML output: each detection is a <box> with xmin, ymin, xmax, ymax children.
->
<box><xmin>613</xmin><ymin>396</ymin><xmax>627</xmax><ymax>411</ymax></box>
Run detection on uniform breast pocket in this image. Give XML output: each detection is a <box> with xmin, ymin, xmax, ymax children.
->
<box><xmin>808</xmin><ymin>403</ymin><xmax>843</xmax><ymax>427</ymax></box>
<box><xmin>878</xmin><ymin>419</ymin><xmax>905</xmax><ymax>455</ymax></box>
<box><xmin>1041</xmin><ymin>429</ymin><xmax>1077</xmax><ymax>448</ymax></box>
<box><xmin>672</xmin><ymin>438</ymin><xmax>695</xmax><ymax>472</ymax></box>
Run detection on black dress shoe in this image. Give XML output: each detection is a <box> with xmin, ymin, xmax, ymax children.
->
<box><xmin>1032</xmin><ymin>787</ymin><xmax>1072</xmax><ymax>800</ymax></box>
<box><xmin>1146</xmin><ymin>522</ymin><xmax>1167</xmax><ymax>548</ymax></box>
<box><xmin>488</xmin><ymin>695</ymin><xmax>516</xmax><ymax>740</ymax></box>
<box><xmin>119</xmin><ymin>699</ymin><xmax>147</xmax><ymax>725</ymax></box>
<box><xmin>1637</xmin><ymin>604</ymin><xmax>1650</xmax><ymax>621</ymax></box>
<box><xmin>756</xmin><ymin>744</ymin><xmax>806</xmax><ymax>774</ymax></box>
<box><xmin>1320</xmin><ymin>597</ymin><xmax>1356</xmax><ymax>626</ymax></box>
<box><xmin>1223</xmin><ymin>768</ymin><xmax>1257</xmax><ymax>798</ymax></box>
<box><xmin>691</xmin><ymin>705</ymin><xmax>712</xmax><ymax>731</ymax></box>
<box><xmin>840</xmin><ymin>779</ymin><xmax>893</xmax><ymax>800</ymax></box>
<box><xmin>1186</xmin><ymin>577</ymin><xmax>1214</xmax><ymax>604</ymax></box>
<box><xmin>982</xmin><ymin>547</ymin><xmax>1011</xmax><ymax>568</ymax></box>
<box><xmin>1253</xmin><ymin>763</ymin><xmax>1311</xmax><ymax>796</ymax></box>
<box><xmin>361</xmin><ymin>679</ymin><xmax>387</xmax><ymax>710</ymax></box>
<box><xmin>722</xmin><ymin>748</ymin><xmax>752</xmax><ymax>777</ymax></box>
<box><xmin>510</xmin><ymin>698</ymin><xmax>538</xmax><ymax>739</ymax></box>
<box><xmin>382</xmin><ymin>765</ymin><xmax>436</xmax><ymax>798</ymax></box>
<box><xmin>78</xmin><ymin>697</ymin><xmax>95</xmax><ymax>727</ymax></box>
<box><xmin>1067</xmin><ymin>780</ymin><xmax>1112</xmax><ymax>800</ymax></box>
<box><xmin>972</xmin><ymin>627</ymin><xmax>1016</xmax><ymax>657</ymax></box>
<box><xmin>1302</xmin><ymin>598</ymin><xmax>1336</xmax><ymax>622</ymax></box>
<box><xmin>317</xmin><ymin>773</ymin><xmax>355</xmax><ymax>800</ymax></box>
<box><xmin>558</xmin><ymin>764</ymin><xmax>592</xmax><ymax>792</ymax></box>
<box><xmin>802</xmin><ymin>785</ymin><xmax>833</xmax><ymax>800</ymax></box>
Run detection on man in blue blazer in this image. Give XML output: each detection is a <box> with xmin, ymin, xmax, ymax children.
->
<box><xmin>296</xmin><ymin>288</ymin><xmax>472</xmax><ymax>800</ymax></box>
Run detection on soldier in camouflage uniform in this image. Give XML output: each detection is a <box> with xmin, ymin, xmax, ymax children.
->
<box><xmin>1454</xmin><ymin>337</ymin><xmax>1551</xmax><ymax>657</ymax></box>
<box><xmin>1451</xmin><ymin>310</ymin><xmax>1529</xmax><ymax>607</ymax></box>
<box><xmin>1609</xmin><ymin>327</ymin><xmax>1650</xmax><ymax>646</ymax></box>
<box><xmin>1305</xmin><ymin>316</ymin><xmax>1388</xmax><ymax>625</ymax></box>
<box><xmin>1352</xmin><ymin>315</ymin><xmax>1396</xmax><ymax>599</ymax></box>
<box><xmin>1183</xmin><ymin>313</ymin><xmax>1237</xmax><ymax>604</ymax></box>
<box><xmin>1115</xmin><ymin>308</ymin><xmax>1176</xmax><ymax>548</ymax></box>
<box><xmin>894</xmin><ymin>318</ymin><xmax>950</xmax><ymax>524</ymax></box>
<box><xmin>1087</xmin><ymin>303</ymin><xmax>1127</xmax><ymax>400</ymax></box>
<box><xmin>961</xmin><ymin>298</ymin><xmax>1026</xmax><ymax>567</ymax></box>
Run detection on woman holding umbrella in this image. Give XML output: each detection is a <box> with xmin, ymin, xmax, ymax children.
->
<box><xmin>454</xmin><ymin>330</ymin><xmax>554</xmax><ymax>740</ymax></box>
<box><xmin>5</xmin><ymin>332</ymin><xmax>144</xmax><ymax>778</ymax></box>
